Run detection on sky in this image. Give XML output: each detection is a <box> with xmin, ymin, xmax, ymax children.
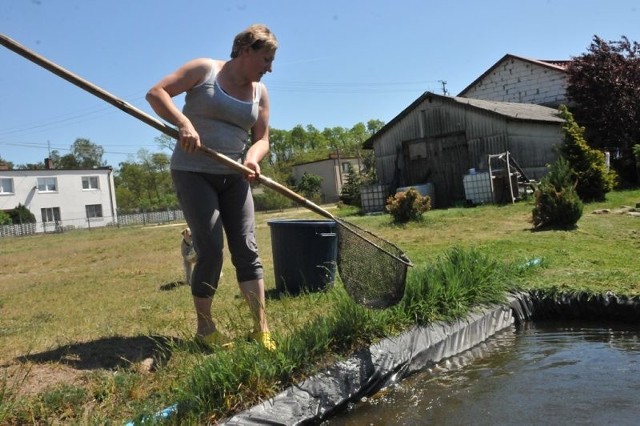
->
<box><xmin>1</xmin><ymin>0</ymin><xmax>639</xmax><ymax>168</ymax></box>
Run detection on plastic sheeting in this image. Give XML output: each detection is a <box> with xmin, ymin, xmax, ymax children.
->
<box><xmin>222</xmin><ymin>291</ymin><xmax>640</xmax><ymax>425</ymax></box>
<box><xmin>514</xmin><ymin>290</ymin><xmax>640</xmax><ymax>323</ymax></box>
<box><xmin>223</xmin><ymin>299</ymin><xmax>517</xmax><ymax>425</ymax></box>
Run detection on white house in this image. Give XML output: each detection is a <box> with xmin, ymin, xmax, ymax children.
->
<box><xmin>0</xmin><ymin>161</ymin><xmax>118</xmax><ymax>233</ymax></box>
<box><xmin>291</xmin><ymin>153</ymin><xmax>362</xmax><ymax>203</ymax></box>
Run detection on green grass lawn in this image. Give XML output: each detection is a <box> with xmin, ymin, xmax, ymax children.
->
<box><xmin>1</xmin><ymin>189</ymin><xmax>638</xmax><ymax>424</ymax></box>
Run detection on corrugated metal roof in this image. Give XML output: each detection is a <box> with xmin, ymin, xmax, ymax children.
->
<box><xmin>451</xmin><ymin>96</ymin><xmax>565</xmax><ymax>122</ymax></box>
<box><xmin>536</xmin><ymin>59</ymin><xmax>571</xmax><ymax>69</ymax></box>
<box><xmin>362</xmin><ymin>91</ymin><xmax>563</xmax><ymax>149</ymax></box>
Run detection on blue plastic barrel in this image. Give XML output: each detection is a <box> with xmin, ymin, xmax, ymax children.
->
<box><xmin>267</xmin><ymin>219</ymin><xmax>338</xmax><ymax>294</ymax></box>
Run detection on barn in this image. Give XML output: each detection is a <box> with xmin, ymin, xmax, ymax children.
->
<box><xmin>362</xmin><ymin>91</ymin><xmax>565</xmax><ymax>208</ymax></box>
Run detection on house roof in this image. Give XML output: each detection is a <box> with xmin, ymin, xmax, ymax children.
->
<box><xmin>292</xmin><ymin>155</ymin><xmax>359</xmax><ymax>167</ymax></box>
<box><xmin>457</xmin><ymin>54</ymin><xmax>571</xmax><ymax>97</ymax></box>
<box><xmin>362</xmin><ymin>91</ymin><xmax>564</xmax><ymax>149</ymax></box>
<box><xmin>0</xmin><ymin>166</ymin><xmax>113</xmax><ymax>174</ymax></box>
<box><xmin>454</xmin><ymin>96</ymin><xmax>565</xmax><ymax>122</ymax></box>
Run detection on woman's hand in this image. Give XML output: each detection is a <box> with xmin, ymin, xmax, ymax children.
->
<box><xmin>243</xmin><ymin>158</ymin><xmax>261</xmax><ymax>182</ymax></box>
<box><xmin>178</xmin><ymin>122</ymin><xmax>201</xmax><ymax>153</ymax></box>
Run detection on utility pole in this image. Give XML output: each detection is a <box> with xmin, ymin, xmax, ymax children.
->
<box><xmin>438</xmin><ymin>80</ymin><xmax>449</xmax><ymax>96</ymax></box>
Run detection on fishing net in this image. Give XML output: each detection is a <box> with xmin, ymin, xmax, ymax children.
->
<box><xmin>336</xmin><ymin>220</ymin><xmax>412</xmax><ymax>309</ymax></box>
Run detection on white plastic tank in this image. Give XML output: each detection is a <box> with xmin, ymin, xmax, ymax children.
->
<box><xmin>395</xmin><ymin>183</ymin><xmax>436</xmax><ymax>207</ymax></box>
<box><xmin>463</xmin><ymin>172</ymin><xmax>492</xmax><ymax>204</ymax></box>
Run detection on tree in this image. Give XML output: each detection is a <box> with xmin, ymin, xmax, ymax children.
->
<box><xmin>50</xmin><ymin>138</ymin><xmax>106</xmax><ymax>169</ymax></box>
<box><xmin>360</xmin><ymin>150</ymin><xmax>377</xmax><ymax>184</ymax></box>
<box><xmin>15</xmin><ymin>162</ymin><xmax>45</xmax><ymax>170</ymax></box>
<box><xmin>296</xmin><ymin>172</ymin><xmax>323</xmax><ymax>201</ymax></box>
<box><xmin>155</xmin><ymin>133</ymin><xmax>176</xmax><ymax>152</ymax></box>
<box><xmin>50</xmin><ymin>150</ymin><xmax>79</xmax><ymax>169</ymax></box>
<box><xmin>304</xmin><ymin>124</ymin><xmax>329</xmax><ymax>151</ymax></box>
<box><xmin>269</xmin><ymin>128</ymin><xmax>295</xmax><ymax>164</ymax></box>
<box><xmin>8</xmin><ymin>203</ymin><xmax>36</xmax><ymax>224</ymax></box>
<box><xmin>0</xmin><ymin>155</ymin><xmax>14</xmax><ymax>170</ymax></box>
<box><xmin>339</xmin><ymin>163</ymin><xmax>363</xmax><ymax>207</ymax></box>
<box><xmin>115</xmin><ymin>150</ymin><xmax>176</xmax><ymax>212</ymax></box>
<box><xmin>366</xmin><ymin>119</ymin><xmax>385</xmax><ymax>135</ymax></box>
<box><xmin>532</xmin><ymin>157</ymin><xmax>583</xmax><ymax>230</ymax></box>
<box><xmin>349</xmin><ymin>122</ymin><xmax>378</xmax><ymax>184</ymax></box>
<box><xmin>71</xmin><ymin>138</ymin><xmax>106</xmax><ymax>168</ymax></box>
<box><xmin>322</xmin><ymin>126</ymin><xmax>350</xmax><ymax>155</ymax></box>
<box><xmin>566</xmin><ymin>35</ymin><xmax>640</xmax><ymax>184</ymax></box>
<box><xmin>558</xmin><ymin>105</ymin><xmax>616</xmax><ymax>202</ymax></box>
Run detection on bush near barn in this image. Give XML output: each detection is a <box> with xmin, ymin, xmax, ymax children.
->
<box><xmin>386</xmin><ymin>188</ymin><xmax>431</xmax><ymax>223</ymax></box>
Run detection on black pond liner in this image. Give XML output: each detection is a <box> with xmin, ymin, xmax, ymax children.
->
<box><xmin>222</xmin><ymin>291</ymin><xmax>640</xmax><ymax>425</ymax></box>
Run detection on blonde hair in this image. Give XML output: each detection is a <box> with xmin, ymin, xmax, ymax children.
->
<box><xmin>230</xmin><ymin>24</ymin><xmax>278</xmax><ymax>58</ymax></box>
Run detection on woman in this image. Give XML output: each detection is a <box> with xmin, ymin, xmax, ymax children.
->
<box><xmin>146</xmin><ymin>24</ymin><xmax>277</xmax><ymax>350</ymax></box>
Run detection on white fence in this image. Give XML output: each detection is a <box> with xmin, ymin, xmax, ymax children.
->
<box><xmin>0</xmin><ymin>210</ymin><xmax>185</xmax><ymax>238</ymax></box>
<box><xmin>116</xmin><ymin>210</ymin><xmax>185</xmax><ymax>227</ymax></box>
<box><xmin>0</xmin><ymin>223</ymin><xmax>37</xmax><ymax>238</ymax></box>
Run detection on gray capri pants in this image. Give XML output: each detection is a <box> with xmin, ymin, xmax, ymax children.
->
<box><xmin>171</xmin><ymin>170</ymin><xmax>263</xmax><ymax>298</ymax></box>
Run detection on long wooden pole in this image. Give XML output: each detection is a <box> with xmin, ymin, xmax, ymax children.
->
<box><xmin>0</xmin><ymin>33</ymin><xmax>334</xmax><ymax>220</ymax></box>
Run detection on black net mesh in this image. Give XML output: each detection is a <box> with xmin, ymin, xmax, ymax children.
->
<box><xmin>336</xmin><ymin>219</ymin><xmax>411</xmax><ymax>309</ymax></box>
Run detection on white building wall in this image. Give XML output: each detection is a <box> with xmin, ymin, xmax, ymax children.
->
<box><xmin>292</xmin><ymin>157</ymin><xmax>361</xmax><ymax>202</ymax></box>
<box><xmin>0</xmin><ymin>168</ymin><xmax>117</xmax><ymax>232</ymax></box>
<box><xmin>462</xmin><ymin>58</ymin><xmax>568</xmax><ymax>107</ymax></box>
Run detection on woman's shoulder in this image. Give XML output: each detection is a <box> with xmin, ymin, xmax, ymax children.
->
<box><xmin>185</xmin><ymin>58</ymin><xmax>224</xmax><ymax>87</ymax></box>
<box><xmin>183</xmin><ymin>58</ymin><xmax>230</xmax><ymax>73</ymax></box>
<box><xmin>210</xmin><ymin>59</ymin><xmax>226</xmax><ymax>70</ymax></box>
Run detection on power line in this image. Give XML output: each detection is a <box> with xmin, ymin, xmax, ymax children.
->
<box><xmin>268</xmin><ymin>79</ymin><xmax>442</xmax><ymax>94</ymax></box>
<box><xmin>0</xmin><ymin>92</ymin><xmax>150</xmax><ymax>142</ymax></box>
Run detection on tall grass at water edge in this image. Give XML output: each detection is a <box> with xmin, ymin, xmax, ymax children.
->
<box><xmin>130</xmin><ymin>247</ymin><xmax>522</xmax><ymax>424</ymax></box>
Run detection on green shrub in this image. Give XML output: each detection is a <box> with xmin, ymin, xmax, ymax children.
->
<box><xmin>252</xmin><ymin>190</ymin><xmax>292</xmax><ymax>212</ymax></box>
<box><xmin>558</xmin><ymin>105</ymin><xmax>617</xmax><ymax>202</ymax></box>
<box><xmin>339</xmin><ymin>163</ymin><xmax>362</xmax><ymax>207</ymax></box>
<box><xmin>532</xmin><ymin>157</ymin><xmax>583</xmax><ymax>230</ymax></box>
<box><xmin>385</xmin><ymin>188</ymin><xmax>431</xmax><ymax>223</ymax></box>
<box><xmin>9</xmin><ymin>204</ymin><xmax>36</xmax><ymax>224</ymax></box>
<box><xmin>295</xmin><ymin>172</ymin><xmax>323</xmax><ymax>203</ymax></box>
<box><xmin>0</xmin><ymin>210</ymin><xmax>11</xmax><ymax>225</ymax></box>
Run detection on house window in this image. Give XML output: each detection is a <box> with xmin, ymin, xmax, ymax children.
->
<box><xmin>0</xmin><ymin>178</ymin><xmax>14</xmax><ymax>194</ymax></box>
<box><xmin>37</xmin><ymin>177</ymin><xmax>57</xmax><ymax>192</ymax></box>
<box><xmin>41</xmin><ymin>207</ymin><xmax>61</xmax><ymax>223</ymax></box>
<box><xmin>86</xmin><ymin>204</ymin><xmax>103</xmax><ymax>221</ymax></box>
<box><xmin>82</xmin><ymin>176</ymin><xmax>99</xmax><ymax>190</ymax></box>
<box><xmin>341</xmin><ymin>162</ymin><xmax>352</xmax><ymax>173</ymax></box>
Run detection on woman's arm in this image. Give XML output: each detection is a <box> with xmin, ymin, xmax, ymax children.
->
<box><xmin>244</xmin><ymin>83</ymin><xmax>271</xmax><ymax>180</ymax></box>
<box><xmin>146</xmin><ymin>58</ymin><xmax>213</xmax><ymax>152</ymax></box>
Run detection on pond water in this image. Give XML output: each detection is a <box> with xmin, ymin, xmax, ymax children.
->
<box><xmin>324</xmin><ymin>321</ymin><xmax>640</xmax><ymax>425</ymax></box>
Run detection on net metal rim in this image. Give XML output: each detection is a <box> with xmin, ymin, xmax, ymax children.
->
<box><xmin>333</xmin><ymin>218</ymin><xmax>412</xmax><ymax>309</ymax></box>
<box><xmin>335</xmin><ymin>218</ymin><xmax>413</xmax><ymax>267</ymax></box>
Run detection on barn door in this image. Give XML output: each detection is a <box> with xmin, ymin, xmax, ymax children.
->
<box><xmin>402</xmin><ymin>138</ymin><xmax>431</xmax><ymax>185</ymax></box>
<box><xmin>436</xmin><ymin>132</ymin><xmax>469</xmax><ymax>206</ymax></box>
<box><xmin>402</xmin><ymin>132</ymin><xmax>469</xmax><ymax>207</ymax></box>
